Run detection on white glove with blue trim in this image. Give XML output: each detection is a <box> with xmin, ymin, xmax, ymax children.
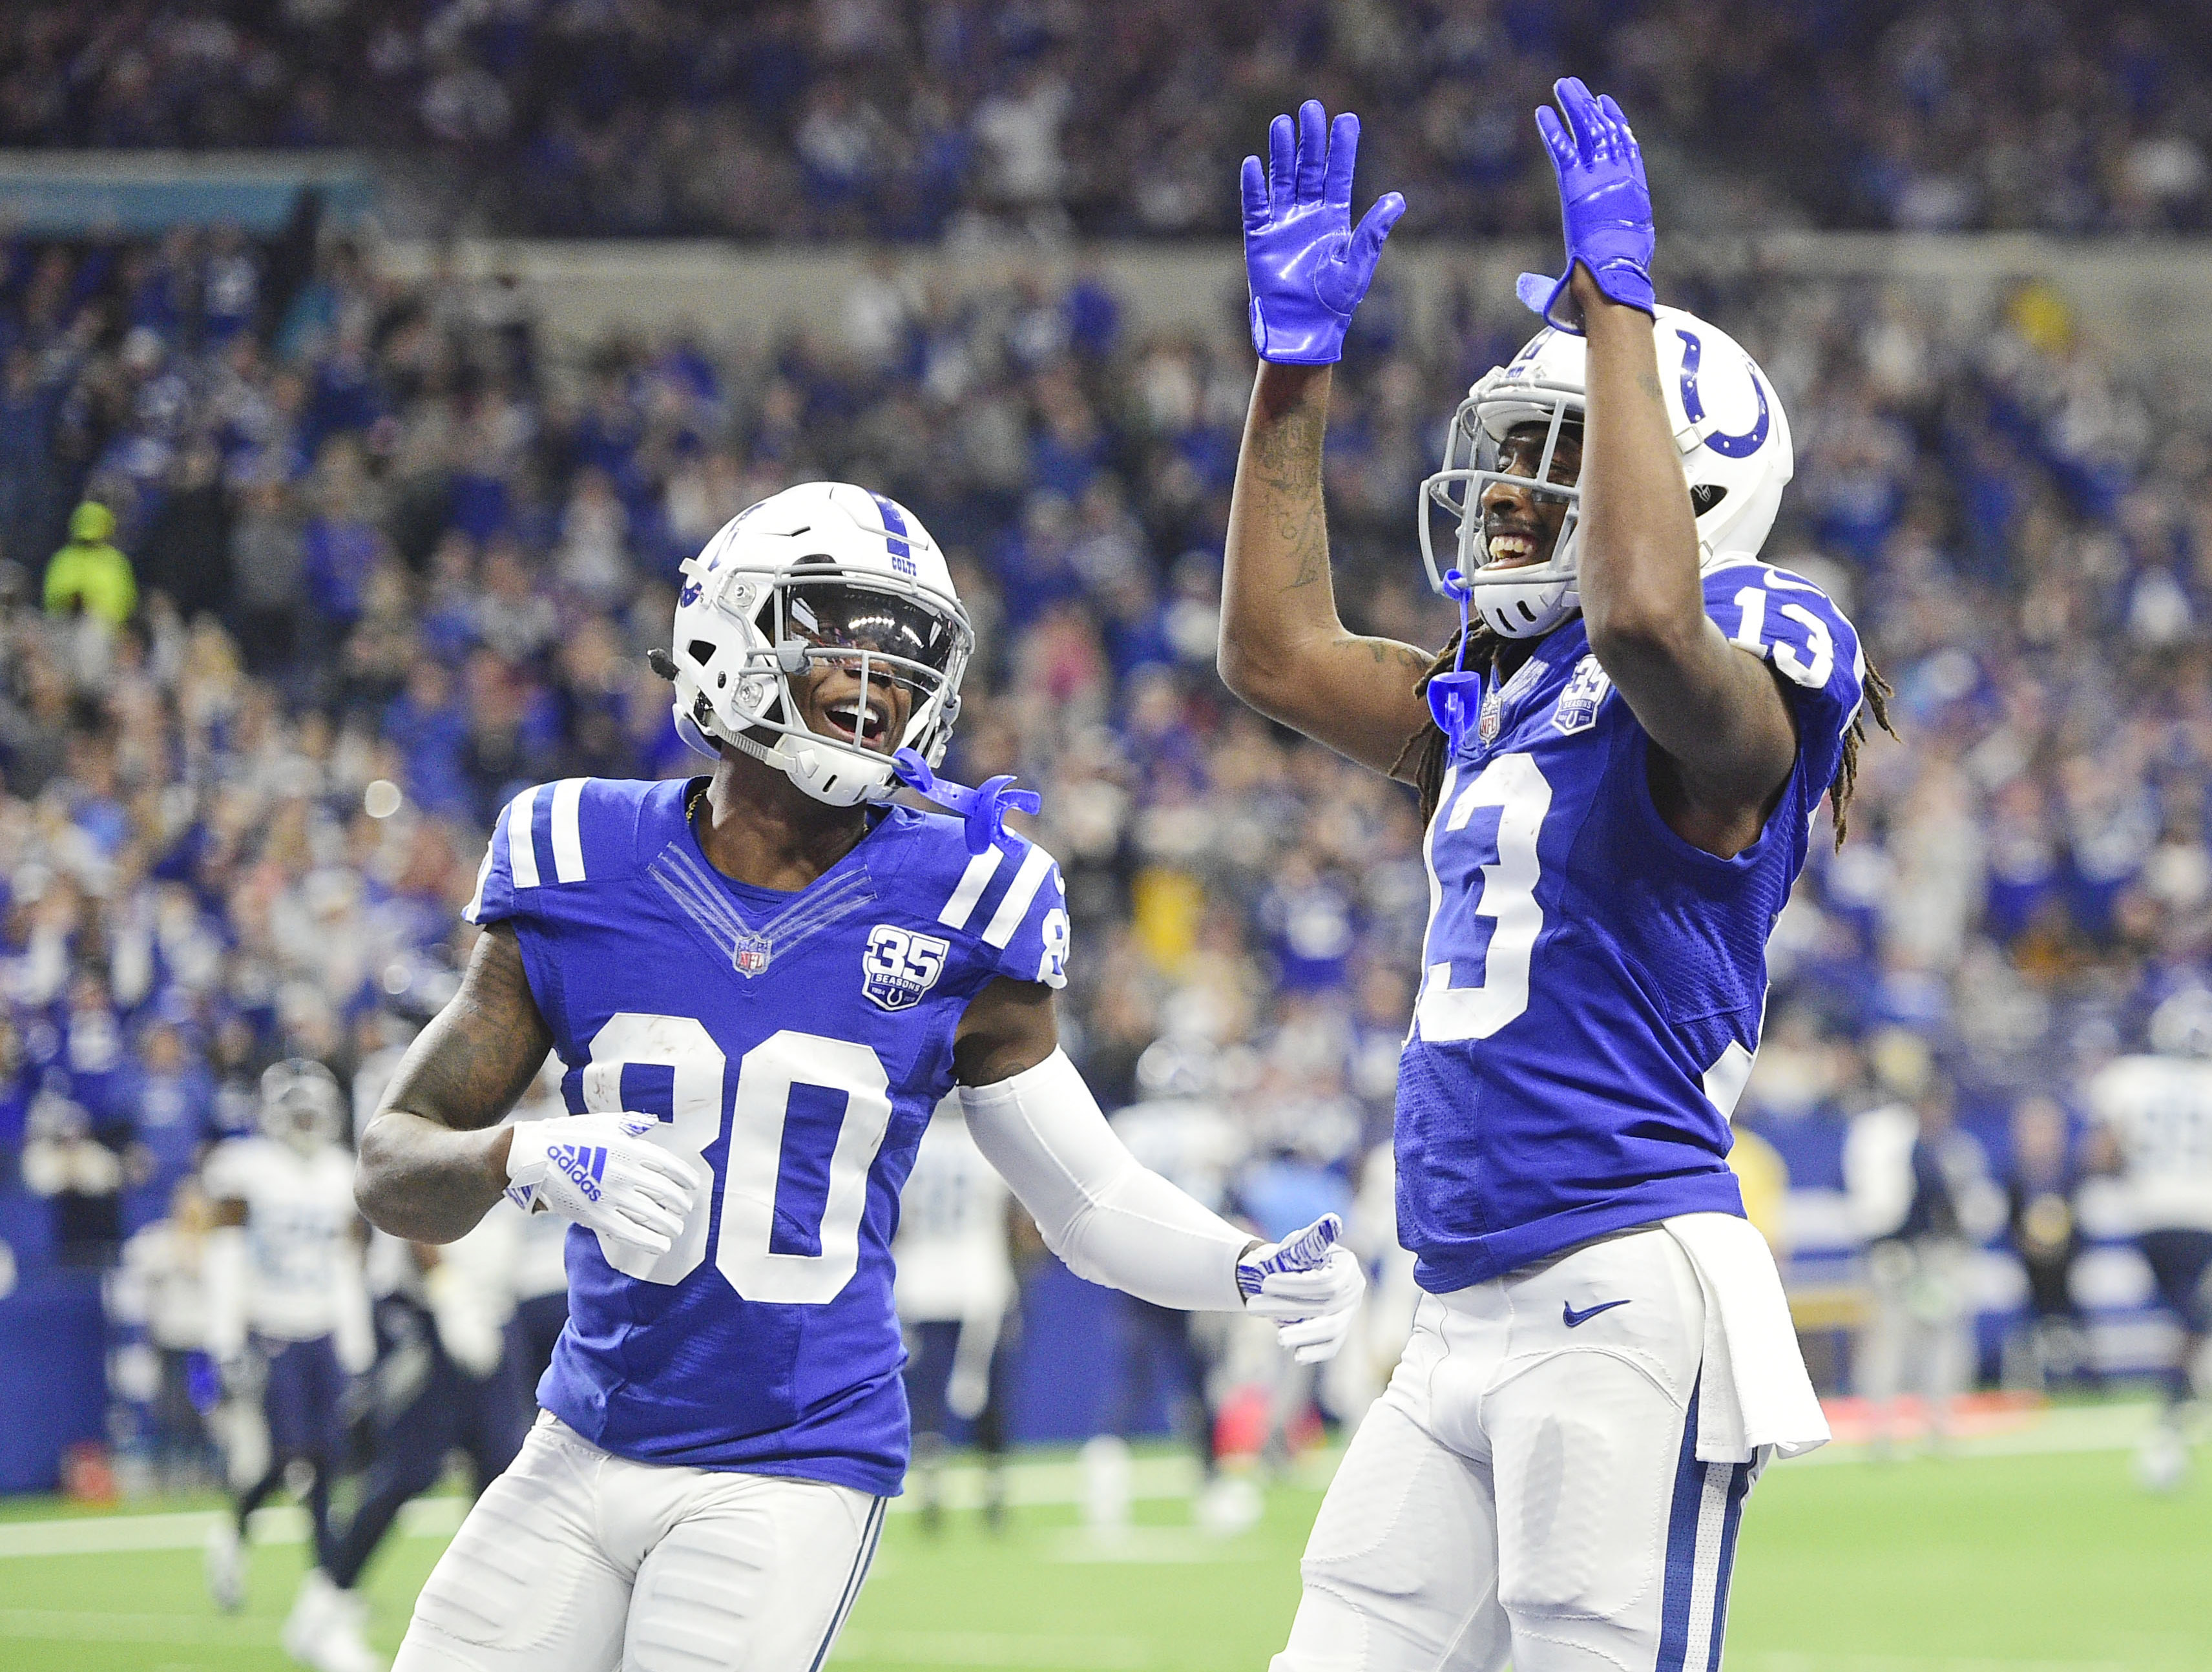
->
<box><xmin>505</xmin><ymin>1113</ymin><xmax>698</xmax><ymax>1266</ymax></box>
<box><xmin>1238</xmin><ymin>1213</ymin><xmax>1368</xmax><ymax>1364</ymax></box>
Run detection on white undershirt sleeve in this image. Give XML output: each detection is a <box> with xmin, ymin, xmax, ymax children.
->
<box><xmin>203</xmin><ymin>1224</ymin><xmax>248</xmax><ymax>1362</ymax></box>
<box><xmin>959</xmin><ymin>1049</ymin><xmax>1249</xmax><ymax>1313</ymax></box>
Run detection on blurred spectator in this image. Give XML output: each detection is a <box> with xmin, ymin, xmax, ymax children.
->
<box><xmin>1847</xmin><ymin>1050</ymin><xmax>2000</xmax><ymax>1447</ymax></box>
<box><xmin>5</xmin><ymin>4</ymin><xmax>2206</xmax><ymax>238</ymax></box>
<box><xmin>2001</xmin><ymin>1094</ymin><xmax>2094</xmax><ymax>1390</ymax></box>
<box><xmin>227</xmin><ymin>478</ymin><xmax>306</xmax><ymax>673</ymax></box>
<box><xmin>43</xmin><ymin>501</ymin><xmax>136</xmax><ymax>624</ymax></box>
<box><xmin>21</xmin><ymin>1088</ymin><xmax>127</xmax><ymax>1264</ymax></box>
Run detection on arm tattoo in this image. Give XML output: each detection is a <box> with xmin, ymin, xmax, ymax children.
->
<box><xmin>382</xmin><ymin>925</ymin><xmax>553</xmax><ymax>1133</ymax></box>
<box><xmin>1365</xmin><ymin>639</ymin><xmax>1435</xmax><ymax>673</ymax></box>
<box><xmin>1251</xmin><ymin>401</ymin><xmax>1330</xmax><ymax>591</ymax></box>
<box><xmin>356</xmin><ymin>925</ymin><xmax>553</xmax><ymax>1242</ymax></box>
<box><xmin>1637</xmin><ymin>369</ymin><xmax>1666</xmax><ymax>406</ymax></box>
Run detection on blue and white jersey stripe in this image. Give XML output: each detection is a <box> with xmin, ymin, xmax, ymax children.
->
<box><xmin>466</xmin><ymin>778</ymin><xmax>592</xmax><ymax>923</ymax></box>
<box><xmin>930</xmin><ymin>835</ymin><xmax>1067</xmax><ymax>981</ymax></box>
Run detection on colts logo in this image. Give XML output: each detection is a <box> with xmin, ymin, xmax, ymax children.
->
<box><xmin>678</xmin><ymin>581</ymin><xmax>703</xmax><ymax>607</ymax></box>
<box><xmin>871</xmin><ymin>494</ymin><xmax>919</xmax><ymax>579</ymax></box>
<box><xmin>1675</xmin><ymin>329</ymin><xmax>1770</xmax><ymax>459</ymax></box>
<box><xmin>1552</xmin><ymin>654</ymin><xmax>1612</xmax><ymax>735</ymax></box>
<box><xmin>862</xmin><ymin>925</ymin><xmax>950</xmax><ymax>1012</ymax></box>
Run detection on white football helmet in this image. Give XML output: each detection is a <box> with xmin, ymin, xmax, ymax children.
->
<box><xmin>259</xmin><ymin>1059</ymin><xmax>343</xmax><ymax>1154</ymax></box>
<box><xmin>2149</xmin><ymin>987</ymin><xmax>2212</xmax><ymax>1058</ymax></box>
<box><xmin>667</xmin><ymin>482</ymin><xmax>974</xmax><ymax>808</ymax></box>
<box><xmin>1418</xmin><ymin>304</ymin><xmax>1794</xmax><ymax>638</ymax></box>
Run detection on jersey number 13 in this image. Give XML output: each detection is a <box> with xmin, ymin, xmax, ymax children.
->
<box><xmin>1417</xmin><ymin>753</ymin><xmax>1552</xmax><ymax>1043</ymax></box>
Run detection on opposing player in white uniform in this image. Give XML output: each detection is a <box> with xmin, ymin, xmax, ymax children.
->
<box><xmin>202</xmin><ymin>1061</ymin><xmax>372</xmax><ymax>1616</ymax></box>
<box><xmin>351</xmin><ymin>482</ymin><xmax>1369</xmax><ymax>1671</ymax></box>
<box><xmin>1222</xmin><ymin>85</ymin><xmax>1895</xmax><ymax>1671</ymax></box>
<box><xmin>893</xmin><ymin>1094</ymin><xmax>1017</xmax><ymax>1527</ymax></box>
<box><xmin>2088</xmin><ymin>987</ymin><xmax>2212</xmax><ymax>1489</ymax></box>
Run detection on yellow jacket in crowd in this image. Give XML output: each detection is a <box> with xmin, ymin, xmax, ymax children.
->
<box><xmin>43</xmin><ymin>501</ymin><xmax>137</xmax><ymax>625</ymax></box>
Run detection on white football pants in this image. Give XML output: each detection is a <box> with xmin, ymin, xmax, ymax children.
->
<box><xmin>393</xmin><ymin>1413</ymin><xmax>885</xmax><ymax>1672</ymax></box>
<box><xmin>1273</xmin><ymin>1228</ymin><xmax>1764</xmax><ymax>1672</ymax></box>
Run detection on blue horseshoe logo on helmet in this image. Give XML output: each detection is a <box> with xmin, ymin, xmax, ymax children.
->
<box><xmin>1675</xmin><ymin>329</ymin><xmax>1770</xmax><ymax>459</ymax></box>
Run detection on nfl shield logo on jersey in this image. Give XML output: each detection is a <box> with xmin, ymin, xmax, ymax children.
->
<box><xmin>862</xmin><ymin>925</ymin><xmax>950</xmax><ymax>1012</ymax></box>
<box><xmin>1477</xmin><ymin>684</ymin><xmax>1503</xmax><ymax>744</ymax></box>
<box><xmin>1552</xmin><ymin>655</ymin><xmax>1613</xmax><ymax>736</ymax></box>
<box><xmin>733</xmin><ymin>935</ymin><xmax>773</xmax><ymax>976</ymax></box>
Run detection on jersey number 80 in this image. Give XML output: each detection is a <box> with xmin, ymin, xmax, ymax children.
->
<box><xmin>576</xmin><ymin>1014</ymin><xmax>893</xmax><ymax>1306</ymax></box>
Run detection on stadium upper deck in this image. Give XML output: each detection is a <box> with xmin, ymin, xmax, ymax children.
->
<box><xmin>1</xmin><ymin>1</ymin><xmax>2206</xmax><ymax>238</ymax></box>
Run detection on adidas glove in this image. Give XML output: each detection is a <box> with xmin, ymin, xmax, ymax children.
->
<box><xmin>1237</xmin><ymin>1213</ymin><xmax>1368</xmax><ymax>1364</ymax></box>
<box><xmin>505</xmin><ymin>1113</ymin><xmax>698</xmax><ymax>1267</ymax></box>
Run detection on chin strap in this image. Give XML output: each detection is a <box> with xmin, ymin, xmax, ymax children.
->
<box><xmin>892</xmin><ymin>749</ymin><xmax>1042</xmax><ymax>855</ymax></box>
<box><xmin>1426</xmin><ymin>568</ymin><xmax>1482</xmax><ymax>753</ymax></box>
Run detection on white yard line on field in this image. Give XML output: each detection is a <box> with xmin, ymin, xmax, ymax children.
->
<box><xmin>0</xmin><ymin>1609</ymin><xmax>278</xmax><ymax>1646</ymax></box>
<box><xmin>0</xmin><ymin>1492</ymin><xmax>468</xmax><ymax>1560</ymax></box>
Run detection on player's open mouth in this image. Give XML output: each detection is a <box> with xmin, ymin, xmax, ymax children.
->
<box><xmin>821</xmin><ymin>696</ymin><xmax>890</xmax><ymax>747</ymax></box>
<box><xmin>1482</xmin><ymin>528</ymin><xmax>1547</xmax><ymax>569</ymax></box>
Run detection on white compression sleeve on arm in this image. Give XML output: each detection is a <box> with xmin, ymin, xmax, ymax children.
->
<box><xmin>959</xmin><ymin>1049</ymin><xmax>1247</xmax><ymax>1313</ymax></box>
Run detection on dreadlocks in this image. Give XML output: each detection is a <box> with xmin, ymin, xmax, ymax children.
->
<box><xmin>1828</xmin><ymin>660</ymin><xmax>1897</xmax><ymax>846</ymax></box>
<box><xmin>1391</xmin><ymin>625</ymin><xmax>1898</xmax><ymax>848</ymax></box>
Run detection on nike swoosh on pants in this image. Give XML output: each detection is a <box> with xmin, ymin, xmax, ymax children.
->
<box><xmin>1561</xmin><ymin>1298</ymin><xmax>1633</xmax><ymax>1328</ymax></box>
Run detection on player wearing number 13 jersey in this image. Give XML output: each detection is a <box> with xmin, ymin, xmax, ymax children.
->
<box><xmin>1225</xmin><ymin>88</ymin><xmax>1896</xmax><ymax>1672</ymax></box>
<box><xmin>355</xmin><ymin>482</ymin><xmax>1369</xmax><ymax>1672</ymax></box>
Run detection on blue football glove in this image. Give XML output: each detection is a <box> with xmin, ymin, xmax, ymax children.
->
<box><xmin>1515</xmin><ymin>77</ymin><xmax>1656</xmax><ymax>335</ymax></box>
<box><xmin>1240</xmin><ymin>101</ymin><xmax>1406</xmax><ymax>366</ymax></box>
<box><xmin>1238</xmin><ymin>1213</ymin><xmax>1367</xmax><ymax>1364</ymax></box>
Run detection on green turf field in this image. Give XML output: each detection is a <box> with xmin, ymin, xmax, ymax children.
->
<box><xmin>1</xmin><ymin>1405</ymin><xmax>2207</xmax><ymax>1671</ymax></box>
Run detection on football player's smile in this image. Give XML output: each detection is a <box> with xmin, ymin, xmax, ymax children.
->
<box><xmin>1479</xmin><ymin>421</ymin><xmax>1578</xmax><ymax>572</ymax></box>
<box><xmin>806</xmin><ymin>668</ymin><xmax>904</xmax><ymax>753</ymax></box>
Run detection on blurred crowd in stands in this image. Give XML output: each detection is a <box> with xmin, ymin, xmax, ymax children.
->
<box><xmin>1</xmin><ymin>213</ymin><xmax>2209</xmax><ymax>1305</ymax></box>
<box><xmin>3</xmin><ymin>1</ymin><xmax>2207</xmax><ymax>238</ymax></box>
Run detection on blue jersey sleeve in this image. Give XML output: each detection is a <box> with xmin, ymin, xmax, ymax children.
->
<box><xmin>1703</xmin><ymin>563</ymin><xmax>1864</xmax><ymax>799</ymax></box>
<box><xmin>933</xmin><ymin>831</ymin><xmax>1071</xmax><ymax>989</ymax></box>
<box><xmin>463</xmin><ymin>777</ymin><xmax>647</xmax><ymax>928</ymax></box>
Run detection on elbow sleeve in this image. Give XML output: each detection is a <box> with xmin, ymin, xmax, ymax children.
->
<box><xmin>959</xmin><ymin>1050</ymin><xmax>1246</xmax><ymax>1313</ymax></box>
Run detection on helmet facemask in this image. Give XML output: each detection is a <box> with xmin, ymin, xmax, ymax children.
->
<box><xmin>1419</xmin><ymin>380</ymin><xmax>1585</xmax><ymax>640</ymax></box>
<box><xmin>674</xmin><ymin>554</ymin><xmax>974</xmax><ymax>808</ymax></box>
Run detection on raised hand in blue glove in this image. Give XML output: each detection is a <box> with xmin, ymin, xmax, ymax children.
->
<box><xmin>1241</xmin><ymin>100</ymin><xmax>1406</xmax><ymax>366</ymax></box>
<box><xmin>1515</xmin><ymin>77</ymin><xmax>1656</xmax><ymax>335</ymax></box>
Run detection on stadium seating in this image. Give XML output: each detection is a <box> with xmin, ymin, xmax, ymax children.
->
<box><xmin>1</xmin><ymin>3</ymin><xmax>2205</xmax><ymax>236</ymax></box>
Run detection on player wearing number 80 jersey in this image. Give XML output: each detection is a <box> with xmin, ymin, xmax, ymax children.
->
<box><xmin>462</xmin><ymin>771</ymin><xmax>1069</xmax><ymax>1485</ymax></box>
<box><xmin>1225</xmin><ymin>87</ymin><xmax>1897</xmax><ymax>1672</ymax></box>
<box><xmin>357</xmin><ymin>482</ymin><xmax>1366</xmax><ymax>1672</ymax></box>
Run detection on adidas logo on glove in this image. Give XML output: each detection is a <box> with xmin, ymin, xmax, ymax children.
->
<box><xmin>547</xmin><ymin>1143</ymin><xmax>610</xmax><ymax>1204</ymax></box>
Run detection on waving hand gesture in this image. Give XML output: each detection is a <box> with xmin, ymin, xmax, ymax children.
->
<box><xmin>1240</xmin><ymin>101</ymin><xmax>1406</xmax><ymax>366</ymax></box>
<box><xmin>1516</xmin><ymin>77</ymin><xmax>1657</xmax><ymax>334</ymax></box>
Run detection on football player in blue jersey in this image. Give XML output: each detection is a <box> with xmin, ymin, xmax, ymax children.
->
<box><xmin>351</xmin><ymin>480</ymin><xmax>1368</xmax><ymax>1672</ymax></box>
<box><xmin>1222</xmin><ymin>87</ymin><xmax>1895</xmax><ymax>1672</ymax></box>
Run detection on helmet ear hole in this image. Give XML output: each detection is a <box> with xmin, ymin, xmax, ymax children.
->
<box><xmin>1690</xmin><ymin>484</ymin><xmax>1727</xmax><ymax>516</ymax></box>
<box><xmin>688</xmin><ymin>639</ymin><xmax>718</xmax><ymax>666</ymax></box>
